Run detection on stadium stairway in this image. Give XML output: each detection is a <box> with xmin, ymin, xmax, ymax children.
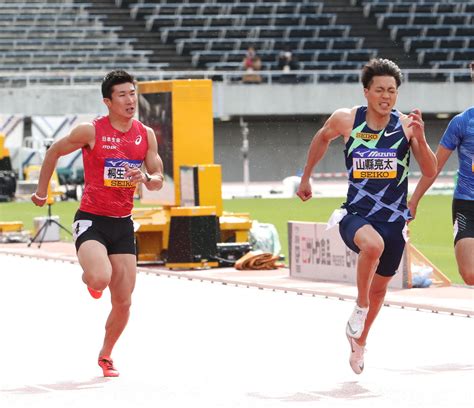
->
<box><xmin>78</xmin><ymin>0</ymin><xmax>194</xmax><ymax>70</ymax></box>
<box><xmin>324</xmin><ymin>0</ymin><xmax>419</xmax><ymax>68</ymax></box>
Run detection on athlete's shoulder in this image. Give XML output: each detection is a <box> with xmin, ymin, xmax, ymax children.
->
<box><xmin>72</xmin><ymin>122</ymin><xmax>95</xmax><ymax>136</ymax></box>
<box><xmin>457</xmin><ymin>107</ymin><xmax>474</xmax><ymax>123</ymax></box>
<box><xmin>445</xmin><ymin>108</ymin><xmax>473</xmax><ymax>135</ymax></box>
<box><xmin>331</xmin><ymin>106</ymin><xmax>357</xmax><ymax>121</ymax></box>
<box><xmin>133</xmin><ymin>118</ymin><xmax>151</xmax><ymax>133</ymax></box>
<box><xmin>92</xmin><ymin>116</ymin><xmax>108</xmax><ymax>126</ymax></box>
<box><xmin>68</xmin><ymin>122</ymin><xmax>95</xmax><ymax>147</ymax></box>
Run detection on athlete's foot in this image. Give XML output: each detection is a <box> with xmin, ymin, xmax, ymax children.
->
<box><xmin>87</xmin><ymin>287</ymin><xmax>103</xmax><ymax>299</ymax></box>
<box><xmin>346</xmin><ymin>304</ymin><xmax>369</xmax><ymax>339</ymax></box>
<box><xmin>347</xmin><ymin>334</ymin><xmax>366</xmax><ymax>374</ymax></box>
<box><xmin>98</xmin><ymin>356</ymin><xmax>119</xmax><ymax>377</ymax></box>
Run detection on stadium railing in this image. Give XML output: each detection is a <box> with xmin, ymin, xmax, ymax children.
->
<box><xmin>0</xmin><ymin>68</ymin><xmax>470</xmax><ymax>88</ymax></box>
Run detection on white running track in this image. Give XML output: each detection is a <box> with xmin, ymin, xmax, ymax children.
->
<box><xmin>0</xmin><ymin>254</ymin><xmax>472</xmax><ymax>408</ymax></box>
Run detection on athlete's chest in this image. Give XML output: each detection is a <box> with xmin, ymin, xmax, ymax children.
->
<box><xmin>347</xmin><ymin>122</ymin><xmax>409</xmax><ymax>181</ymax></box>
<box><xmin>94</xmin><ymin>128</ymin><xmax>147</xmax><ymax>159</ymax></box>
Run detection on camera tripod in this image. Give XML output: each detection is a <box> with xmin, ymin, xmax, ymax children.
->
<box><xmin>28</xmin><ymin>203</ymin><xmax>72</xmax><ymax>248</ymax></box>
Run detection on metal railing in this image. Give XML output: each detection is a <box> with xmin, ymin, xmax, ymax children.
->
<box><xmin>0</xmin><ymin>68</ymin><xmax>471</xmax><ymax>88</ymax></box>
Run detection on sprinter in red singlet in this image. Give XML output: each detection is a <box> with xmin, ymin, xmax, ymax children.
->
<box><xmin>32</xmin><ymin>70</ymin><xmax>164</xmax><ymax>377</ymax></box>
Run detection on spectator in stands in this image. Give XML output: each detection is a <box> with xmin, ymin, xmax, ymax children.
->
<box><xmin>242</xmin><ymin>46</ymin><xmax>262</xmax><ymax>84</ymax></box>
<box><xmin>277</xmin><ymin>47</ymin><xmax>298</xmax><ymax>73</ymax></box>
<box><xmin>296</xmin><ymin>59</ymin><xmax>437</xmax><ymax>374</ymax></box>
<box><xmin>31</xmin><ymin>70</ymin><xmax>164</xmax><ymax>377</ymax></box>
<box><xmin>277</xmin><ymin>46</ymin><xmax>299</xmax><ymax>84</ymax></box>
<box><xmin>408</xmin><ymin>63</ymin><xmax>474</xmax><ymax>286</ymax></box>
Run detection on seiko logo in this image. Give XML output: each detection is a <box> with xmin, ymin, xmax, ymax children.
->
<box><xmin>356</xmin><ymin>132</ymin><xmax>379</xmax><ymax>140</ymax></box>
<box><xmin>102</xmin><ymin>145</ymin><xmax>117</xmax><ymax>149</ymax></box>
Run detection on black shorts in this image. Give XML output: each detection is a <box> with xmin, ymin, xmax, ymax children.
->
<box><xmin>73</xmin><ymin>210</ymin><xmax>136</xmax><ymax>255</ymax></box>
<box><xmin>339</xmin><ymin>213</ymin><xmax>406</xmax><ymax>277</ymax></box>
<box><xmin>452</xmin><ymin>198</ymin><xmax>474</xmax><ymax>245</ymax></box>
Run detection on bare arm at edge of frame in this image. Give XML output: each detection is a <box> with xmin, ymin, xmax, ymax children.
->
<box><xmin>143</xmin><ymin>126</ymin><xmax>164</xmax><ymax>191</ymax></box>
<box><xmin>31</xmin><ymin>123</ymin><xmax>95</xmax><ymax>207</ymax></box>
<box><xmin>297</xmin><ymin>108</ymin><xmax>355</xmax><ymax>202</ymax></box>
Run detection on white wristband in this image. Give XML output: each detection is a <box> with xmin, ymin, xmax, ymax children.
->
<box><xmin>33</xmin><ymin>192</ymin><xmax>48</xmax><ymax>201</ymax></box>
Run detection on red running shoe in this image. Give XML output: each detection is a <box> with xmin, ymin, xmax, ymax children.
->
<box><xmin>98</xmin><ymin>356</ymin><xmax>119</xmax><ymax>377</ymax></box>
<box><xmin>87</xmin><ymin>287</ymin><xmax>103</xmax><ymax>299</ymax></box>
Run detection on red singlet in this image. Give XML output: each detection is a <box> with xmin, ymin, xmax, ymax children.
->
<box><xmin>79</xmin><ymin>116</ymin><xmax>148</xmax><ymax>217</ymax></box>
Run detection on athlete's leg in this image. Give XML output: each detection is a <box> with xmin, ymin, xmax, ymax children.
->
<box><xmin>77</xmin><ymin>240</ymin><xmax>112</xmax><ymax>291</ymax></box>
<box><xmin>356</xmin><ymin>220</ymin><xmax>405</xmax><ymax>346</ymax></box>
<box><xmin>455</xmin><ymin>238</ymin><xmax>474</xmax><ymax>285</ymax></box>
<box><xmin>353</xmin><ymin>225</ymin><xmax>385</xmax><ymax>308</ymax></box>
<box><xmin>99</xmin><ymin>253</ymin><xmax>137</xmax><ymax>358</ymax></box>
<box><xmin>356</xmin><ymin>274</ymin><xmax>392</xmax><ymax>346</ymax></box>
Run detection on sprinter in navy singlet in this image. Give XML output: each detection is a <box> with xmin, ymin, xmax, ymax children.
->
<box><xmin>297</xmin><ymin>59</ymin><xmax>437</xmax><ymax>374</ymax></box>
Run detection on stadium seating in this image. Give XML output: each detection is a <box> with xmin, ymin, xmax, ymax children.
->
<box><xmin>359</xmin><ymin>0</ymin><xmax>474</xmax><ymax>73</ymax></box>
<box><xmin>0</xmin><ymin>1</ymin><xmax>167</xmax><ymax>76</ymax></box>
<box><xmin>126</xmin><ymin>0</ymin><xmax>379</xmax><ymax>83</ymax></box>
<box><xmin>0</xmin><ymin>0</ymin><xmax>471</xmax><ymax>85</ymax></box>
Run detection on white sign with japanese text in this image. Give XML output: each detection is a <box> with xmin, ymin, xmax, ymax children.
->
<box><xmin>288</xmin><ymin>221</ymin><xmax>407</xmax><ymax>289</ymax></box>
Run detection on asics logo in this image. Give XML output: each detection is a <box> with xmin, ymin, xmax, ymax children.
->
<box><xmin>135</xmin><ymin>135</ymin><xmax>142</xmax><ymax>145</ymax></box>
<box><xmin>384</xmin><ymin>130</ymin><xmax>401</xmax><ymax>137</ymax></box>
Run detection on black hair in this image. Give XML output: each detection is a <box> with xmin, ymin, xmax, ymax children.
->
<box><xmin>361</xmin><ymin>58</ymin><xmax>403</xmax><ymax>89</ymax></box>
<box><xmin>101</xmin><ymin>70</ymin><xmax>135</xmax><ymax>99</ymax></box>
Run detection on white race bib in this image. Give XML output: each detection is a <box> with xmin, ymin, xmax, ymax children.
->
<box><xmin>103</xmin><ymin>158</ymin><xmax>142</xmax><ymax>188</ymax></box>
<box><xmin>353</xmin><ymin>148</ymin><xmax>397</xmax><ymax>179</ymax></box>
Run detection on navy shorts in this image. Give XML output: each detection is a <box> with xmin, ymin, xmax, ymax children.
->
<box><xmin>452</xmin><ymin>198</ymin><xmax>474</xmax><ymax>245</ymax></box>
<box><xmin>73</xmin><ymin>210</ymin><xmax>136</xmax><ymax>255</ymax></box>
<box><xmin>339</xmin><ymin>213</ymin><xmax>406</xmax><ymax>277</ymax></box>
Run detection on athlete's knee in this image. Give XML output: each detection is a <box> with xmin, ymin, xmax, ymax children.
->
<box><xmin>458</xmin><ymin>267</ymin><xmax>474</xmax><ymax>285</ymax></box>
<box><xmin>360</xmin><ymin>240</ymin><xmax>384</xmax><ymax>261</ymax></box>
<box><xmin>111</xmin><ymin>296</ymin><xmax>132</xmax><ymax>311</ymax></box>
<box><xmin>83</xmin><ymin>267</ymin><xmax>112</xmax><ymax>290</ymax></box>
<box><xmin>86</xmin><ymin>274</ymin><xmax>110</xmax><ymax>291</ymax></box>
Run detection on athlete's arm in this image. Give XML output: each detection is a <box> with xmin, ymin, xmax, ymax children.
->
<box><xmin>31</xmin><ymin>123</ymin><xmax>95</xmax><ymax>206</ymax></box>
<box><xmin>297</xmin><ymin>108</ymin><xmax>354</xmax><ymax>201</ymax></box>
<box><xmin>406</xmin><ymin>108</ymin><xmax>437</xmax><ymax>178</ymax></box>
<box><xmin>124</xmin><ymin>127</ymin><xmax>164</xmax><ymax>191</ymax></box>
<box><xmin>408</xmin><ymin>145</ymin><xmax>452</xmax><ymax>220</ymax></box>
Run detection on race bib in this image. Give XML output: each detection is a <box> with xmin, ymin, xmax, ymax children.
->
<box><xmin>103</xmin><ymin>158</ymin><xmax>142</xmax><ymax>188</ymax></box>
<box><xmin>353</xmin><ymin>148</ymin><xmax>397</xmax><ymax>179</ymax></box>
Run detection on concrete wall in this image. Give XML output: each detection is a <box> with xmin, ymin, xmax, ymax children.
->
<box><xmin>213</xmin><ymin>82</ymin><xmax>473</xmax><ymax>117</ymax></box>
<box><xmin>0</xmin><ymin>82</ymin><xmax>471</xmax><ymax>116</ymax></box>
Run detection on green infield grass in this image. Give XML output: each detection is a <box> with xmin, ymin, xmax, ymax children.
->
<box><xmin>0</xmin><ymin>195</ymin><xmax>460</xmax><ymax>283</ymax></box>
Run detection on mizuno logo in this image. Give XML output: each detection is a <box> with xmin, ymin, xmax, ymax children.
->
<box><xmin>107</xmin><ymin>159</ymin><xmax>123</xmax><ymax>166</ymax></box>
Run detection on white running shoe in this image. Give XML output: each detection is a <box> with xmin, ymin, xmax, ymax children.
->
<box><xmin>346</xmin><ymin>304</ymin><xmax>369</xmax><ymax>339</ymax></box>
<box><xmin>347</xmin><ymin>334</ymin><xmax>365</xmax><ymax>374</ymax></box>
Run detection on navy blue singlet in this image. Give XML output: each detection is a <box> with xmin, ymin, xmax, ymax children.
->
<box><xmin>342</xmin><ymin>106</ymin><xmax>411</xmax><ymax>223</ymax></box>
